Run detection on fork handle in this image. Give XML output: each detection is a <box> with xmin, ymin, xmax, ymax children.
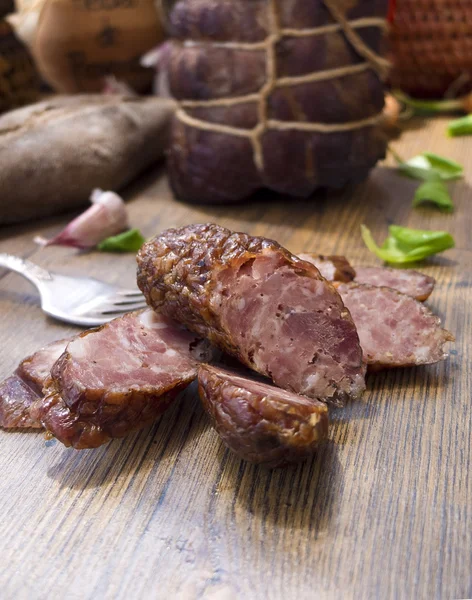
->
<box><xmin>0</xmin><ymin>253</ymin><xmax>53</xmax><ymax>287</ymax></box>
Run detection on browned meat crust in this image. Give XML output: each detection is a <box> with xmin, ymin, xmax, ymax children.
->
<box><xmin>0</xmin><ymin>377</ymin><xmax>43</xmax><ymax>429</ymax></box>
<box><xmin>33</xmin><ymin>379</ymin><xmax>180</xmax><ymax>450</ymax></box>
<box><xmin>137</xmin><ymin>223</ymin><xmax>365</xmax><ymax>405</ymax></box>
<box><xmin>0</xmin><ymin>338</ymin><xmax>69</xmax><ymax>429</ymax></box>
<box><xmin>198</xmin><ymin>364</ymin><xmax>328</xmax><ymax>468</ymax></box>
<box><xmin>31</xmin><ymin>310</ymin><xmax>211</xmax><ymax>449</ymax></box>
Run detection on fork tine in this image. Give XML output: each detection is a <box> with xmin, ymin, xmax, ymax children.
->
<box><xmin>99</xmin><ymin>301</ymin><xmax>148</xmax><ymax>315</ymax></box>
<box><xmin>110</xmin><ymin>297</ymin><xmax>148</xmax><ymax>307</ymax></box>
<box><xmin>114</xmin><ymin>289</ymin><xmax>145</xmax><ymax>297</ymax></box>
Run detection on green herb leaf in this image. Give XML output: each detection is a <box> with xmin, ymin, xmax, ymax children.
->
<box><xmin>361</xmin><ymin>224</ymin><xmax>455</xmax><ymax>265</ymax></box>
<box><xmin>97</xmin><ymin>228</ymin><xmax>146</xmax><ymax>253</ymax></box>
<box><xmin>394</xmin><ymin>151</ymin><xmax>463</xmax><ymax>181</ymax></box>
<box><xmin>412</xmin><ymin>180</ymin><xmax>454</xmax><ymax>212</ymax></box>
<box><xmin>393</xmin><ymin>90</ymin><xmax>464</xmax><ymax>115</ymax></box>
<box><xmin>447</xmin><ymin>114</ymin><xmax>472</xmax><ymax>137</ymax></box>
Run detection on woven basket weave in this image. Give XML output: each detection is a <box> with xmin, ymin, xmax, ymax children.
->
<box><xmin>389</xmin><ymin>0</ymin><xmax>472</xmax><ymax>98</ymax></box>
<box><xmin>0</xmin><ymin>0</ymin><xmax>13</xmax><ymax>19</ymax></box>
<box><xmin>0</xmin><ymin>19</ymin><xmax>40</xmax><ymax>114</ymax></box>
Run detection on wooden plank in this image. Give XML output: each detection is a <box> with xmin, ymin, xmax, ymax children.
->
<box><xmin>0</xmin><ymin>118</ymin><xmax>470</xmax><ymax>600</ymax></box>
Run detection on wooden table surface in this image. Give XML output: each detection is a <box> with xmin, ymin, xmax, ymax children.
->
<box><xmin>0</xmin><ymin>118</ymin><xmax>470</xmax><ymax>600</ymax></box>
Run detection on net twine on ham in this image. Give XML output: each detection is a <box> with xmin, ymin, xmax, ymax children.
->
<box><xmin>174</xmin><ymin>0</ymin><xmax>390</xmax><ymax>172</ymax></box>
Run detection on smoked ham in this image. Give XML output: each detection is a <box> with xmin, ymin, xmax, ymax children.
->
<box><xmin>137</xmin><ymin>223</ymin><xmax>366</xmax><ymax>405</ymax></box>
<box><xmin>353</xmin><ymin>266</ymin><xmax>435</xmax><ymax>301</ymax></box>
<box><xmin>298</xmin><ymin>253</ymin><xmax>355</xmax><ymax>283</ymax></box>
<box><xmin>31</xmin><ymin>310</ymin><xmax>212</xmax><ymax>449</ymax></box>
<box><xmin>0</xmin><ymin>338</ymin><xmax>69</xmax><ymax>429</ymax></box>
<box><xmin>337</xmin><ymin>283</ymin><xmax>454</xmax><ymax>370</ymax></box>
<box><xmin>164</xmin><ymin>0</ymin><xmax>390</xmax><ymax>203</ymax></box>
<box><xmin>198</xmin><ymin>364</ymin><xmax>328</xmax><ymax>468</ymax></box>
<box><xmin>299</xmin><ymin>252</ymin><xmax>435</xmax><ymax>300</ymax></box>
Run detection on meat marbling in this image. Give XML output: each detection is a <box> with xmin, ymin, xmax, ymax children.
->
<box><xmin>353</xmin><ymin>266</ymin><xmax>435</xmax><ymax>301</ymax></box>
<box><xmin>298</xmin><ymin>253</ymin><xmax>356</xmax><ymax>283</ymax></box>
<box><xmin>298</xmin><ymin>252</ymin><xmax>435</xmax><ymax>301</ymax></box>
<box><xmin>0</xmin><ymin>338</ymin><xmax>69</xmax><ymax>429</ymax></box>
<box><xmin>32</xmin><ymin>310</ymin><xmax>212</xmax><ymax>449</ymax></box>
<box><xmin>137</xmin><ymin>223</ymin><xmax>366</xmax><ymax>406</ymax></box>
<box><xmin>198</xmin><ymin>364</ymin><xmax>329</xmax><ymax>468</ymax></box>
<box><xmin>337</xmin><ymin>283</ymin><xmax>454</xmax><ymax>370</ymax></box>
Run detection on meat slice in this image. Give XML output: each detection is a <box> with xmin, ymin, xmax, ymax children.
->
<box><xmin>198</xmin><ymin>364</ymin><xmax>328</xmax><ymax>468</ymax></box>
<box><xmin>0</xmin><ymin>377</ymin><xmax>44</xmax><ymax>429</ymax></box>
<box><xmin>353</xmin><ymin>266</ymin><xmax>436</xmax><ymax>301</ymax></box>
<box><xmin>336</xmin><ymin>283</ymin><xmax>454</xmax><ymax>370</ymax></box>
<box><xmin>297</xmin><ymin>254</ymin><xmax>435</xmax><ymax>301</ymax></box>
<box><xmin>137</xmin><ymin>223</ymin><xmax>366</xmax><ymax>406</ymax></box>
<box><xmin>0</xmin><ymin>338</ymin><xmax>69</xmax><ymax>429</ymax></box>
<box><xmin>31</xmin><ymin>310</ymin><xmax>212</xmax><ymax>449</ymax></box>
<box><xmin>298</xmin><ymin>253</ymin><xmax>356</xmax><ymax>283</ymax></box>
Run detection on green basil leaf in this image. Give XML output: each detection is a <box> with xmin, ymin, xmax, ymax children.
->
<box><xmin>97</xmin><ymin>228</ymin><xmax>146</xmax><ymax>253</ymax></box>
<box><xmin>361</xmin><ymin>225</ymin><xmax>405</xmax><ymax>263</ymax></box>
<box><xmin>388</xmin><ymin>225</ymin><xmax>454</xmax><ymax>247</ymax></box>
<box><xmin>447</xmin><ymin>114</ymin><xmax>472</xmax><ymax>137</ymax></box>
<box><xmin>395</xmin><ymin>151</ymin><xmax>463</xmax><ymax>181</ymax></box>
<box><xmin>393</xmin><ymin>90</ymin><xmax>463</xmax><ymax>115</ymax></box>
<box><xmin>412</xmin><ymin>180</ymin><xmax>454</xmax><ymax>212</ymax></box>
<box><xmin>361</xmin><ymin>224</ymin><xmax>455</xmax><ymax>265</ymax></box>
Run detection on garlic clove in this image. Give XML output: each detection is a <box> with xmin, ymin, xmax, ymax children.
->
<box><xmin>37</xmin><ymin>189</ymin><xmax>129</xmax><ymax>249</ymax></box>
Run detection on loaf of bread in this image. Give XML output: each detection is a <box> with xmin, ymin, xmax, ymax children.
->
<box><xmin>0</xmin><ymin>95</ymin><xmax>176</xmax><ymax>224</ymax></box>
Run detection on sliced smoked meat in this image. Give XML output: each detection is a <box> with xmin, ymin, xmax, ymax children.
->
<box><xmin>298</xmin><ymin>253</ymin><xmax>356</xmax><ymax>283</ymax></box>
<box><xmin>337</xmin><ymin>283</ymin><xmax>454</xmax><ymax>370</ymax></box>
<box><xmin>198</xmin><ymin>364</ymin><xmax>328</xmax><ymax>468</ymax></box>
<box><xmin>32</xmin><ymin>310</ymin><xmax>212</xmax><ymax>449</ymax></box>
<box><xmin>137</xmin><ymin>223</ymin><xmax>366</xmax><ymax>406</ymax></box>
<box><xmin>0</xmin><ymin>338</ymin><xmax>69</xmax><ymax>429</ymax></box>
<box><xmin>353</xmin><ymin>266</ymin><xmax>435</xmax><ymax>301</ymax></box>
<box><xmin>297</xmin><ymin>253</ymin><xmax>435</xmax><ymax>301</ymax></box>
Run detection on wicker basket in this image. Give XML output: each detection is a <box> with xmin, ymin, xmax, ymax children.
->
<box><xmin>389</xmin><ymin>0</ymin><xmax>472</xmax><ymax>98</ymax></box>
<box><xmin>0</xmin><ymin>0</ymin><xmax>14</xmax><ymax>19</ymax></box>
<box><xmin>0</xmin><ymin>19</ymin><xmax>40</xmax><ymax>114</ymax></box>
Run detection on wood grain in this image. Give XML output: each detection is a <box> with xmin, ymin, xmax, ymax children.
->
<box><xmin>0</xmin><ymin>118</ymin><xmax>471</xmax><ymax>600</ymax></box>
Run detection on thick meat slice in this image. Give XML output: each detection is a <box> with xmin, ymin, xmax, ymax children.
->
<box><xmin>31</xmin><ymin>310</ymin><xmax>211</xmax><ymax>449</ymax></box>
<box><xmin>198</xmin><ymin>364</ymin><xmax>328</xmax><ymax>468</ymax></box>
<box><xmin>297</xmin><ymin>255</ymin><xmax>435</xmax><ymax>301</ymax></box>
<box><xmin>298</xmin><ymin>253</ymin><xmax>356</xmax><ymax>283</ymax></box>
<box><xmin>353</xmin><ymin>266</ymin><xmax>435</xmax><ymax>301</ymax></box>
<box><xmin>337</xmin><ymin>283</ymin><xmax>454</xmax><ymax>370</ymax></box>
<box><xmin>0</xmin><ymin>338</ymin><xmax>69</xmax><ymax>429</ymax></box>
<box><xmin>137</xmin><ymin>224</ymin><xmax>365</xmax><ymax>405</ymax></box>
<box><xmin>0</xmin><ymin>378</ymin><xmax>43</xmax><ymax>429</ymax></box>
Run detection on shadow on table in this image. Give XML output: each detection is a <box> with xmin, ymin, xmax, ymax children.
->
<box><xmin>213</xmin><ymin>438</ymin><xmax>342</xmax><ymax>535</ymax></box>
<box><xmin>46</xmin><ymin>384</ymin><xmax>211</xmax><ymax>492</ymax></box>
<box><xmin>180</xmin><ymin>165</ymin><xmax>471</xmax><ymax>240</ymax></box>
<box><xmin>187</xmin><ymin>167</ymin><xmax>408</xmax><ymax>228</ymax></box>
<box><xmin>371</xmin><ymin>361</ymin><xmax>456</xmax><ymax>394</ymax></box>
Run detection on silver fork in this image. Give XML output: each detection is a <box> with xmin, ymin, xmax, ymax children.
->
<box><xmin>0</xmin><ymin>253</ymin><xmax>147</xmax><ymax>327</ymax></box>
